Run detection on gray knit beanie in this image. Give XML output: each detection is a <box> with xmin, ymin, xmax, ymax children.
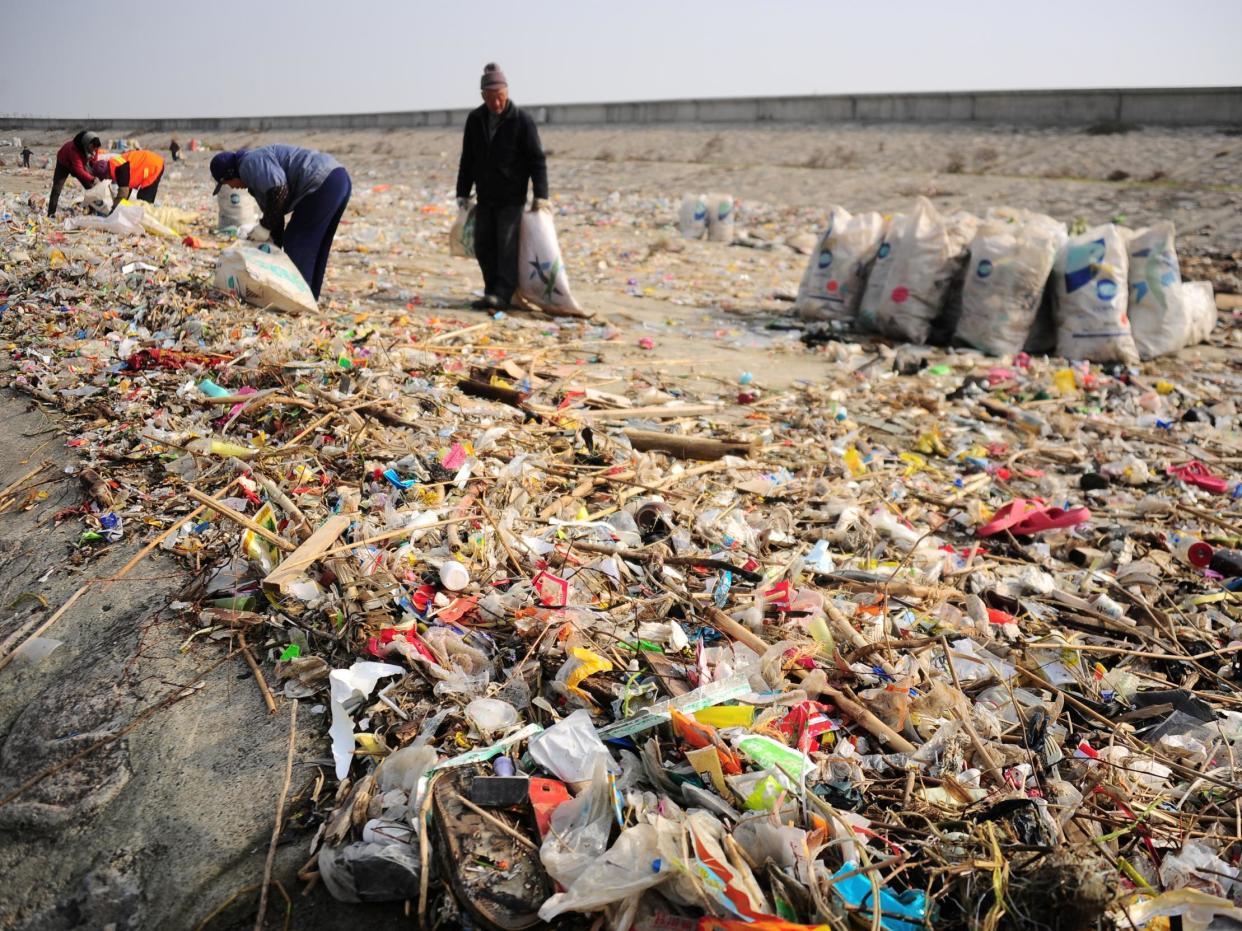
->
<box><xmin>480</xmin><ymin>62</ymin><xmax>508</xmax><ymax>90</ymax></box>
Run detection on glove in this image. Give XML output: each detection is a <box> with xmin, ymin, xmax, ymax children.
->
<box><xmin>456</xmin><ymin>197</ymin><xmax>471</xmax><ymax>212</ymax></box>
<box><xmin>249</xmin><ymin>223</ymin><xmax>271</xmax><ymax>243</ymax></box>
<box><xmin>531</xmin><ymin>198</ymin><xmax>551</xmax><ymax>213</ymax></box>
<box><xmin>236</xmin><ymin>221</ymin><xmax>257</xmax><ymax>240</ymax></box>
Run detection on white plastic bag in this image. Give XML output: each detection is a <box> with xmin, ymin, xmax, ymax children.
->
<box><xmin>215</xmin><ymin>242</ymin><xmax>318</xmax><ymax>314</ymax></box>
<box><xmin>63</xmin><ymin>202</ymin><xmax>146</xmax><ymax>236</ymax></box>
<box><xmin>516</xmin><ymin>209</ymin><xmax>586</xmax><ymax>316</ymax></box>
<box><xmin>217</xmin><ymin>186</ymin><xmax>259</xmax><ymax>232</ymax></box>
<box><xmin>705</xmin><ymin>192</ymin><xmax>735</xmax><ymax>243</ymax></box>
<box><xmin>955</xmin><ymin>209</ymin><xmax>1065</xmax><ymax>356</ymax></box>
<box><xmin>529</xmin><ymin>708</ymin><xmax>612</xmax><ymax>784</ymax></box>
<box><xmin>794</xmin><ymin>205</ymin><xmax>885</xmax><ymax>322</ymax></box>
<box><xmin>678</xmin><ymin>193</ymin><xmax>708</xmax><ymax>240</ymax></box>
<box><xmin>1128</xmin><ymin>222</ymin><xmax>1188</xmax><ymax>359</ymax></box>
<box><xmin>868</xmin><ymin>197</ymin><xmax>978</xmax><ymax>344</ymax></box>
<box><xmin>1054</xmin><ymin>224</ymin><xmax>1138</xmax><ymax>363</ymax></box>
<box><xmin>538</xmin><ymin>760</ymin><xmax>614</xmax><ymax>887</ymax></box>
<box><xmin>1184</xmin><ymin>280</ymin><xmax>1217</xmax><ymax>344</ymax></box>
<box><xmin>449</xmin><ymin>203</ymin><xmax>475</xmax><ymax>258</ymax></box>
<box><xmin>538</xmin><ymin>823</ymin><xmax>670</xmax><ymax>920</ymax></box>
<box><xmin>79</xmin><ymin>186</ymin><xmax>110</xmax><ymax>216</ymax></box>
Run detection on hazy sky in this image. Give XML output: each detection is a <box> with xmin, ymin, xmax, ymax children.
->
<box><xmin>2</xmin><ymin>0</ymin><xmax>1240</xmax><ymax>119</ymax></box>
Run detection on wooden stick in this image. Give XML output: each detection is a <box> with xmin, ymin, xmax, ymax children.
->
<box><xmin>0</xmin><ymin>461</ymin><xmax>51</xmax><ymax>500</ymax></box>
<box><xmin>553</xmin><ymin>404</ymin><xmax>723</xmax><ymax>422</ymax></box>
<box><xmin>238</xmin><ymin>632</ymin><xmax>277</xmax><ymax>715</ymax></box>
<box><xmin>186</xmin><ymin>486</ymin><xmax>296</xmax><ymax>553</ymax></box>
<box><xmin>0</xmin><ymin>585</ymin><xmax>90</xmax><ymax>676</ymax></box>
<box><xmin>255</xmin><ymin>699</ymin><xmax>298</xmax><ymax>931</ymax></box>
<box><xmin>417</xmin><ymin>774</ymin><xmax>440</xmax><ymax>927</ymax></box>
<box><xmin>428</xmin><ymin>321</ymin><xmax>489</xmax><ymax>344</ymax></box>
<box><xmin>316</xmin><ymin>513</ymin><xmax>482</xmax><ymax>560</ymax></box>
<box><xmin>624</xmin><ymin>429</ymin><xmax>754</xmax><ymax>461</ymax></box>
<box><xmin>262</xmin><ymin>514</ymin><xmax>351</xmax><ymax>594</ymax></box>
<box><xmin>564</xmin><ymin>540</ymin><xmax>764</xmax><ymax>583</ymax></box>
<box><xmin>941</xmin><ymin>636</ymin><xmax>1006</xmax><ymax>788</ymax></box>
<box><xmin>705</xmin><ymin>607</ymin><xmax>915</xmax><ymax>753</ymax></box>
<box><xmin>452</xmin><ymin>792</ymin><xmax>537</xmax><ymax>850</ymax></box>
<box><xmin>249</xmin><ymin>469</ymin><xmax>311</xmax><ymax>542</ymax></box>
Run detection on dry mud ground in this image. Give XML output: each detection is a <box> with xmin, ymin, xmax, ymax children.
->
<box><xmin>0</xmin><ymin>121</ymin><xmax>1238</xmax><ymax>930</ymax></box>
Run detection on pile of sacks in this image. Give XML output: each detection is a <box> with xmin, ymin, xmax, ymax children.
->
<box><xmin>793</xmin><ymin>196</ymin><xmax>1216</xmax><ymax>362</ymax></box>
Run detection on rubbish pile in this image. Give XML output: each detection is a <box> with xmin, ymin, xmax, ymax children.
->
<box><xmin>794</xmin><ymin>196</ymin><xmax>1217</xmax><ymax>362</ymax></box>
<box><xmin>2</xmin><ymin>171</ymin><xmax>1242</xmax><ymax>931</ymax></box>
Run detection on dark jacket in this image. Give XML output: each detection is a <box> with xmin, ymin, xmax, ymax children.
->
<box><xmin>456</xmin><ymin>102</ymin><xmax>548</xmax><ymax>206</ymax></box>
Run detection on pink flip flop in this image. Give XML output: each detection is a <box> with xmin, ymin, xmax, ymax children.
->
<box><xmin>1010</xmin><ymin>505</ymin><xmax>1091</xmax><ymax>535</ymax></box>
<box><xmin>978</xmin><ymin>498</ymin><xmax>1091</xmax><ymax>537</ymax></box>
<box><xmin>977</xmin><ymin>498</ymin><xmax>1042</xmax><ymax>537</ymax></box>
<box><xmin>1168</xmin><ymin>461</ymin><xmax>1229</xmax><ymax>495</ymax></box>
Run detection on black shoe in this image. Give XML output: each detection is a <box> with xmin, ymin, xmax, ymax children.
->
<box><xmin>470</xmin><ymin>295</ymin><xmax>496</xmax><ymax>310</ymax></box>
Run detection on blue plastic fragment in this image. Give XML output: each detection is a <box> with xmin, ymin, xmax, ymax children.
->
<box><xmin>382</xmin><ymin>468</ymin><xmax>417</xmax><ymax>490</ymax></box>
<box><xmin>829</xmin><ymin>861</ymin><xmax>927</xmax><ymax>931</ymax></box>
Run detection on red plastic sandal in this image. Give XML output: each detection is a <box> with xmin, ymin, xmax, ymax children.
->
<box><xmin>977</xmin><ymin>499</ymin><xmax>1042</xmax><ymax>537</ymax></box>
<box><xmin>1010</xmin><ymin>505</ymin><xmax>1091</xmax><ymax>535</ymax></box>
<box><xmin>1168</xmin><ymin>461</ymin><xmax>1229</xmax><ymax>495</ymax></box>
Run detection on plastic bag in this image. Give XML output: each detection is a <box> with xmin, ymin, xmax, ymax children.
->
<box><xmin>79</xmin><ymin>186</ymin><xmax>110</xmax><ymax>216</ymax></box>
<box><xmin>705</xmin><ymin>192</ymin><xmax>735</xmax><ymax>243</ymax></box>
<box><xmin>318</xmin><ymin>840</ymin><xmax>422</xmax><ymax>903</ymax></box>
<box><xmin>465</xmin><ymin>697</ymin><xmax>518</xmax><ymax>736</ymax></box>
<box><xmin>116</xmin><ymin>199</ymin><xmax>179</xmax><ymax>239</ymax></box>
<box><xmin>864</xmin><ymin>198</ymin><xmax>978</xmax><ymax>343</ymax></box>
<box><xmin>214</xmin><ymin>242</ymin><xmax>318</xmax><ymax>314</ymax></box>
<box><xmin>794</xmin><ymin>205</ymin><xmax>885</xmax><ymax>322</ymax></box>
<box><xmin>679</xmin><ymin>193</ymin><xmax>708</xmax><ymax>240</ymax></box>
<box><xmin>539</xmin><ymin>759</ymin><xmax>615</xmax><ymax>887</ymax></box>
<box><xmin>529</xmin><ymin>707</ymin><xmax>612</xmax><ymax>783</ymax></box>
<box><xmin>1158</xmin><ymin>839</ymin><xmax>1238</xmax><ymax>898</ymax></box>
<box><xmin>857</xmin><ymin>212</ymin><xmax>908</xmax><ymax>331</ymax></box>
<box><xmin>1127</xmin><ymin>222</ymin><xmax>1187</xmax><ymax>359</ymax></box>
<box><xmin>449</xmin><ymin>203</ymin><xmax>476</xmax><ymax>258</ymax></box>
<box><xmin>63</xmin><ymin>202</ymin><xmax>146</xmax><ymax>236</ymax></box>
<box><xmin>217</xmin><ymin>186</ymin><xmax>259</xmax><ymax>232</ymax></box>
<box><xmin>1053</xmin><ymin>224</ymin><xmax>1138</xmax><ymax>363</ymax></box>
<box><xmin>516</xmin><ymin>209</ymin><xmax>586</xmax><ymax>316</ymax></box>
<box><xmin>1183</xmin><ymin>280</ymin><xmax>1218</xmax><ymax>345</ymax></box>
<box><xmin>955</xmin><ymin>209</ymin><xmax>1065</xmax><ymax>356</ymax></box>
<box><xmin>539</xmin><ymin>822</ymin><xmax>670</xmax><ymax>920</ymax></box>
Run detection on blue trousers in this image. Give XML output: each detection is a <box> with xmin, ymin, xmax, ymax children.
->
<box><xmin>284</xmin><ymin>167</ymin><xmax>351</xmax><ymax>300</ymax></box>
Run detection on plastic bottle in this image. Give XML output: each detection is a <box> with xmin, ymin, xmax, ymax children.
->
<box><xmin>1167</xmin><ymin>532</ymin><xmax>1213</xmax><ymax>569</ymax></box>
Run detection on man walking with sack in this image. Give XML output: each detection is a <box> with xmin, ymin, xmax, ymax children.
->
<box><xmin>455</xmin><ymin>63</ymin><xmax>549</xmax><ymax>311</ymax></box>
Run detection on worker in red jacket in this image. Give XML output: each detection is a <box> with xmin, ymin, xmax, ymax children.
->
<box><xmin>91</xmin><ymin>149</ymin><xmax>166</xmax><ymax>212</ymax></box>
<box><xmin>48</xmin><ymin>130</ymin><xmax>102</xmax><ymax>216</ymax></box>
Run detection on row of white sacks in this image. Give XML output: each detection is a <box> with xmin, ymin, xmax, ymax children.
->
<box><xmin>793</xmin><ymin>196</ymin><xmax>1216</xmax><ymax>362</ymax></box>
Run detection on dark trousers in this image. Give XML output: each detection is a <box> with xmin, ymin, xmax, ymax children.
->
<box><xmin>137</xmin><ymin>168</ymin><xmax>163</xmax><ymax>204</ymax></box>
<box><xmin>474</xmin><ymin>202</ymin><xmax>523</xmax><ymax>305</ymax></box>
<box><xmin>284</xmin><ymin>167</ymin><xmax>351</xmax><ymax>301</ymax></box>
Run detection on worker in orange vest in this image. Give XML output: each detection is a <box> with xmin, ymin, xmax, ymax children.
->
<box><xmin>90</xmin><ymin>149</ymin><xmax>165</xmax><ymax>212</ymax></box>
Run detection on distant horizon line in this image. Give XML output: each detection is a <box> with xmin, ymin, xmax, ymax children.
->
<box><xmin>2</xmin><ymin>83</ymin><xmax>1239</xmax><ymax>123</ymax></box>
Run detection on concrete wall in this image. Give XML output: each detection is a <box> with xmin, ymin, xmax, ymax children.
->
<box><xmin>2</xmin><ymin>86</ymin><xmax>1238</xmax><ymax>133</ymax></box>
